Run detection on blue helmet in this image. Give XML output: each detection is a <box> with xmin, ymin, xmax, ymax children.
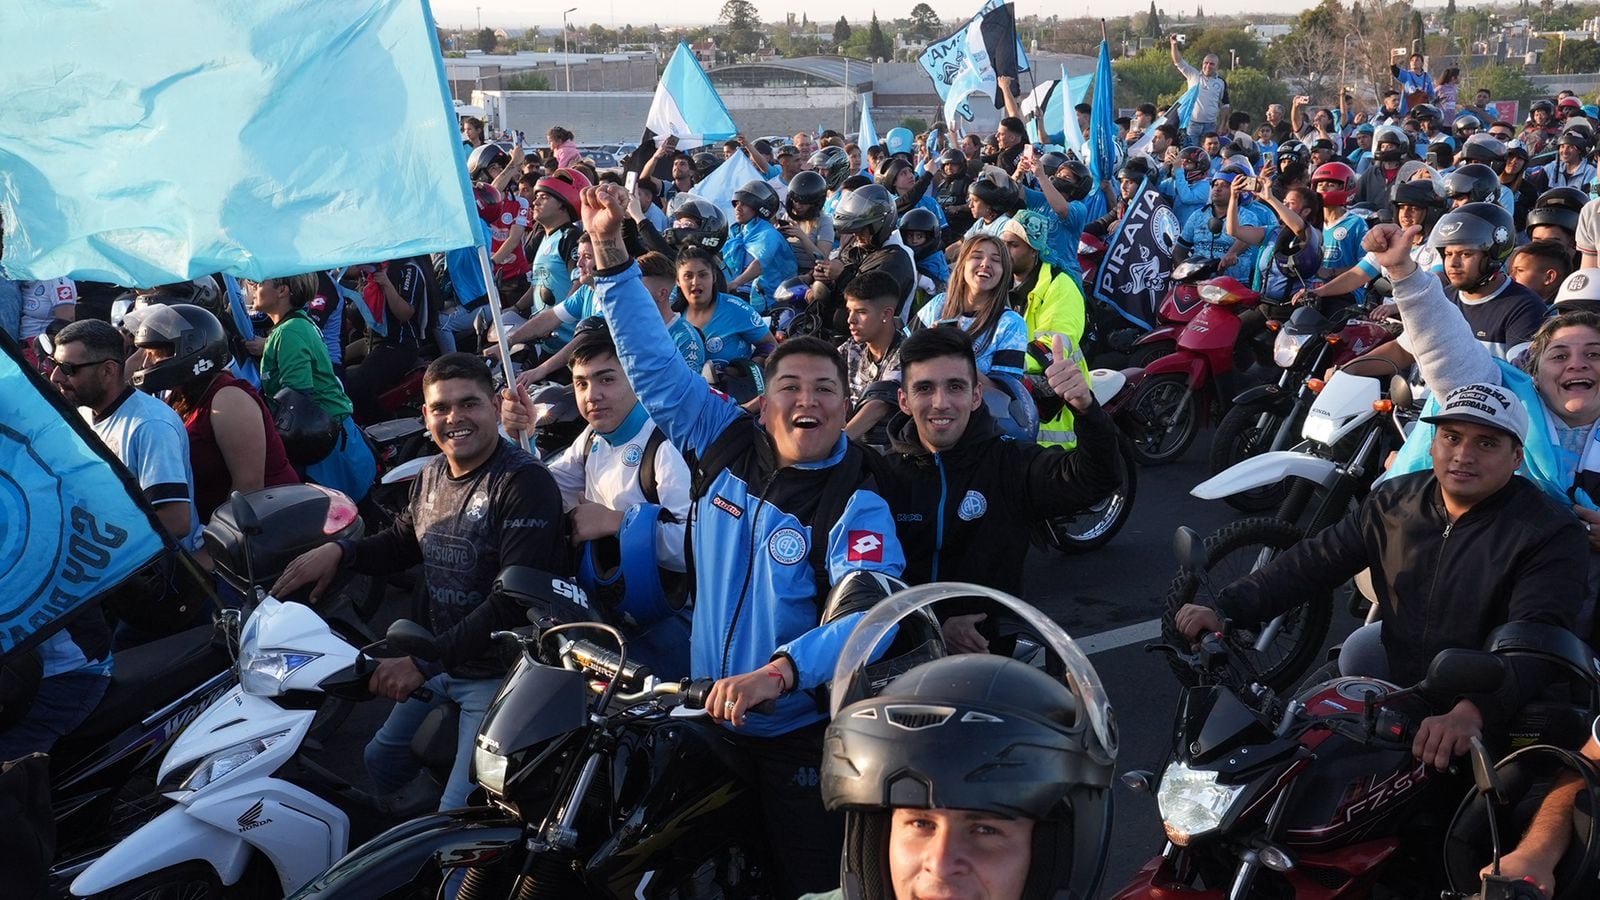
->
<box><xmin>885</xmin><ymin>127</ymin><xmax>916</xmax><ymax>158</ymax></box>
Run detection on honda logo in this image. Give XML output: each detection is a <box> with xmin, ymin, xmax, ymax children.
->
<box><xmin>237</xmin><ymin>799</ymin><xmax>273</xmax><ymax>832</ymax></box>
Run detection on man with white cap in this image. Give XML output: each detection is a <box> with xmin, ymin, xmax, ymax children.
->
<box><xmin>1178</xmin><ymin>381</ymin><xmax>1586</xmax><ymax>771</ymax></box>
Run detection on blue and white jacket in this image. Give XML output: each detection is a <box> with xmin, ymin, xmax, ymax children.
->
<box><xmin>595</xmin><ymin>262</ymin><xmax>906</xmax><ymax>738</ymax></box>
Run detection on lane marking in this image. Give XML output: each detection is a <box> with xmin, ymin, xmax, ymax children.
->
<box><xmin>1078</xmin><ymin>618</ymin><xmax>1163</xmax><ymax>655</ymax></box>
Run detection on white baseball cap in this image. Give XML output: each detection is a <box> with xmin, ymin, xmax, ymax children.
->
<box><xmin>1421</xmin><ymin>382</ymin><xmax>1530</xmax><ymax>444</ymax></box>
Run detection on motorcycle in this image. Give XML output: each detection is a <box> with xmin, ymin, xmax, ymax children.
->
<box><xmin>1114</xmin><ymin>529</ymin><xmax>1600</xmax><ymax>900</ymax></box>
<box><xmin>1125</xmin><ymin>256</ymin><xmax>1221</xmax><ymax>369</ymax></box>
<box><xmin>1124</xmin><ymin>274</ymin><xmax>1264</xmax><ymax>466</ymax></box>
<box><xmin>1031</xmin><ymin>364</ymin><xmax>1145</xmax><ymax>554</ymax></box>
<box><xmin>69</xmin><ymin>489</ymin><xmax>417</xmax><ymax>900</ymax></box>
<box><xmin>1208</xmin><ymin>305</ymin><xmax>1401</xmax><ymax>512</ymax></box>
<box><xmin>1167</xmin><ymin>371</ymin><xmax>1418</xmax><ymax>690</ymax></box>
<box><xmin>286</xmin><ymin>591</ymin><xmax>784</xmax><ymax>899</ymax></box>
<box><xmin>49</xmin><ymin>484</ymin><xmax>370</xmax><ymax>892</ymax></box>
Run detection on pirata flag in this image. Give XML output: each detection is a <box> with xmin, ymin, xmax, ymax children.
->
<box><xmin>0</xmin><ymin>0</ymin><xmax>478</xmax><ymax>287</ymax></box>
<box><xmin>0</xmin><ymin>330</ymin><xmax>167</xmax><ymax>660</ymax></box>
<box><xmin>1091</xmin><ymin>177</ymin><xmax>1183</xmax><ymax>328</ymax></box>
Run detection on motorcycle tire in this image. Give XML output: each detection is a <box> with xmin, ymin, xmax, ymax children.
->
<box><xmin>1125</xmin><ymin>373</ymin><xmax>1200</xmax><ymax>466</ymax></box>
<box><xmin>1129</xmin><ymin>339</ymin><xmax>1177</xmax><ymax>369</ymax></box>
<box><xmin>1036</xmin><ymin>436</ymin><xmax>1138</xmax><ymax>554</ymax></box>
<box><xmin>1209</xmin><ymin>404</ymin><xmax>1303</xmax><ymax>513</ymax></box>
<box><xmin>1161</xmin><ymin>517</ymin><xmax>1333</xmax><ymax>691</ymax></box>
<box><xmin>86</xmin><ymin>861</ymin><xmax>222</xmax><ymax>900</ymax></box>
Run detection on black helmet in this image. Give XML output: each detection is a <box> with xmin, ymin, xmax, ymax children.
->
<box><xmin>1532</xmin><ymin>98</ymin><xmax>1557</xmax><ymax>118</ymax></box>
<box><xmin>1428</xmin><ymin>201</ymin><xmax>1517</xmax><ymax>264</ymax></box>
<box><xmin>970</xmin><ymin>165</ymin><xmax>1023</xmax><ymax>212</ymax></box>
<box><xmin>832</xmin><ymin>183</ymin><xmax>898</xmax><ymax>245</ymax></box>
<box><xmin>937</xmin><ymin>148</ymin><xmax>967</xmax><ymax>171</ymax></box>
<box><xmin>1038</xmin><ymin>151</ymin><xmax>1069</xmax><ymax>177</ymax></box>
<box><xmin>691</xmin><ymin>150</ymin><xmax>722</xmax><ymax>180</ymax></box>
<box><xmin>1443</xmin><ymin>163</ymin><xmax>1500</xmax><ymax>205</ymax></box>
<box><xmin>1056</xmin><ymin>157</ymin><xmax>1094</xmax><ymax>201</ymax></box>
<box><xmin>1528</xmin><ymin>186</ymin><xmax>1589</xmax><ymax>235</ymax></box>
<box><xmin>1409</xmin><ymin>102</ymin><xmax>1442</xmax><ymax>123</ymax></box>
<box><xmin>127</xmin><ymin>303</ymin><xmax>231</xmax><ymax>395</ymax></box>
<box><xmin>810</xmin><ymin>146</ymin><xmax>852</xmax><ymax>190</ymax></box>
<box><xmin>732</xmin><ymin>179</ymin><xmax>779</xmax><ymax>219</ymax></box>
<box><xmin>702</xmin><ymin>358</ymin><xmax>766</xmax><ymax>404</ymax></box>
<box><xmin>1453</xmin><ymin>112</ymin><xmax>1483</xmax><ymax>137</ymax></box>
<box><xmin>824</xmin><ymin>584</ymin><xmax>1117</xmax><ymax>900</ymax></box>
<box><xmin>663</xmin><ymin>193</ymin><xmax>728</xmax><ymax>252</ymax></box>
<box><xmin>1505</xmin><ymin>139</ymin><xmax>1532</xmax><ymax>162</ymax></box>
<box><xmin>786</xmin><ymin>170</ymin><xmax>828</xmax><ymax>213</ymax></box>
<box><xmin>1427</xmin><ymin>140</ymin><xmax>1456</xmax><ymax>170</ymax></box>
<box><xmin>467</xmin><ymin>142</ymin><xmax>511</xmax><ymax>182</ymax></box>
<box><xmin>1558</xmin><ymin>129</ymin><xmax>1593</xmax><ymax>153</ymax></box>
<box><xmin>875</xmin><ymin>157</ymin><xmax>914</xmax><ymax>192</ymax></box>
<box><xmin>1391</xmin><ymin>179</ymin><xmax>1446</xmax><ymax>232</ymax></box>
<box><xmin>898</xmin><ymin>207</ymin><xmax>941</xmax><ymax>260</ymax></box>
<box><xmin>1458</xmin><ymin>133</ymin><xmax>1508</xmax><ymax>172</ymax></box>
<box><xmin>1114</xmin><ymin>156</ymin><xmax>1153</xmax><ymax>185</ymax></box>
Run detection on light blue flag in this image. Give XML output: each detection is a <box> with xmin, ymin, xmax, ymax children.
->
<box><xmin>1174</xmin><ymin>81</ymin><xmax>1202</xmax><ymax>131</ymax></box>
<box><xmin>1062</xmin><ymin>67</ymin><xmax>1093</xmax><ymax>152</ymax></box>
<box><xmin>0</xmin><ymin>333</ymin><xmax>167</xmax><ymax>658</ymax></box>
<box><xmin>646</xmin><ymin>43</ymin><xmax>739</xmax><ymax>151</ymax></box>
<box><xmin>919</xmin><ymin>0</ymin><xmax>1031</xmax><ymax>110</ymax></box>
<box><xmin>694</xmin><ymin>152</ymin><xmax>770</xmax><ymax>219</ymax></box>
<box><xmin>859</xmin><ymin>98</ymin><xmax>882</xmax><ymax>151</ymax></box>
<box><xmin>1088</xmin><ymin>40</ymin><xmax>1122</xmax><ymax>185</ymax></box>
<box><xmin>0</xmin><ymin>0</ymin><xmax>478</xmax><ymax>288</ymax></box>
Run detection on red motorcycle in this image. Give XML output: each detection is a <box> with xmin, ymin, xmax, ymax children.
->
<box><xmin>1124</xmin><ymin>275</ymin><xmax>1261</xmax><ymax>466</ymax></box>
<box><xmin>1126</xmin><ymin>257</ymin><xmax>1222</xmax><ymax>368</ymax></box>
<box><xmin>1113</xmin><ymin>529</ymin><xmax>1600</xmax><ymax>900</ymax></box>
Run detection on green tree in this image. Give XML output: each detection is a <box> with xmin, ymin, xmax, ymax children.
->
<box><xmin>1147</xmin><ymin>0</ymin><xmax>1162</xmax><ymax>38</ymax></box>
<box><xmin>721</xmin><ymin>0</ymin><xmax>762</xmax><ymax>54</ymax></box>
<box><xmin>1552</xmin><ymin>38</ymin><xmax>1600</xmax><ymax>74</ymax></box>
<box><xmin>1446</xmin><ymin>0</ymin><xmax>1456</xmax><ymax>15</ymax></box>
<box><xmin>908</xmin><ymin>3</ymin><xmax>943</xmax><ymax>41</ymax></box>
<box><xmin>504</xmin><ymin>72</ymin><xmax>552</xmax><ymax>91</ymax></box>
<box><xmin>1183</xmin><ymin>27</ymin><xmax>1264</xmax><ymax>70</ymax></box>
<box><xmin>1223</xmin><ymin>67</ymin><xmax>1287</xmax><ymax>122</ymax></box>
<box><xmin>834</xmin><ymin>15</ymin><xmax>853</xmax><ymax>45</ymax></box>
<box><xmin>474</xmin><ymin>27</ymin><xmax>497</xmax><ymax>53</ymax></box>
<box><xmin>1466</xmin><ymin>64</ymin><xmax>1537</xmax><ymax>106</ymax></box>
<box><xmin>899</xmin><ymin>116</ymin><xmax>931</xmax><ymax>134</ymax></box>
<box><xmin>1409</xmin><ymin>11</ymin><xmax>1425</xmax><ymax>51</ymax></box>
<box><xmin>867</xmin><ymin>12</ymin><xmax>893</xmax><ymax>61</ymax></box>
<box><xmin>1113</xmin><ymin>46</ymin><xmax>1184</xmax><ymax>110</ymax></box>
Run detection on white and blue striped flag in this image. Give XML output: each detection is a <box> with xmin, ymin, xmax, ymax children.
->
<box><xmin>646</xmin><ymin>43</ymin><xmax>739</xmax><ymax>150</ymax></box>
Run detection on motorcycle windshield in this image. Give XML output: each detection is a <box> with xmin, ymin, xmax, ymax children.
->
<box><xmin>1178</xmin><ymin>686</ymin><xmax>1280</xmax><ymax>766</ymax></box>
<box><xmin>477</xmin><ymin>654</ymin><xmax>590</xmax><ymax>756</ymax></box>
<box><xmin>0</xmin><ymin>331</ymin><xmax>168</xmax><ymax>661</ymax></box>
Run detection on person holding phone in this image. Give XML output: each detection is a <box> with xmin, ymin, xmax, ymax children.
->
<box><xmin>1171</xmin><ymin>35</ymin><xmax>1230</xmax><ymax>143</ymax></box>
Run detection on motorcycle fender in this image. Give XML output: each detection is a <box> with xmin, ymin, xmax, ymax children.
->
<box><xmin>1141</xmin><ymin>352</ymin><xmax>1209</xmax><ymax>390</ymax></box>
<box><xmin>71</xmin><ymin>804</ymin><xmax>252</xmax><ymax>896</ymax></box>
<box><xmin>1133</xmin><ymin>324</ymin><xmax>1180</xmax><ymax>346</ymax></box>
<box><xmin>1229</xmin><ymin>383</ymin><xmax>1293</xmax><ymax>412</ymax></box>
<box><xmin>286</xmin><ymin>807</ymin><xmax>524</xmax><ymax>898</ymax></box>
<box><xmin>185</xmin><ymin>776</ymin><xmax>349</xmax><ymax>895</ymax></box>
<box><xmin>1191</xmin><ymin>451</ymin><xmax>1341</xmax><ymax>500</ymax></box>
<box><xmin>1108</xmin><ymin>854</ymin><xmax>1226</xmax><ymax>898</ymax></box>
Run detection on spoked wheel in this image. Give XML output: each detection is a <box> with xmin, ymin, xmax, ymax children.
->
<box><xmin>1209</xmin><ymin>403</ymin><xmax>1302</xmax><ymax>512</ymax></box>
<box><xmin>1036</xmin><ymin>437</ymin><xmax>1139</xmax><ymax>553</ymax></box>
<box><xmin>1129</xmin><ymin>339</ymin><xmax>1177</xmax><ymax>369</ymax></box>
<box><xmin>1125</xmin><ymin>373</ymin><xmax>1200</xmax><ymax>466</ymax></box>
<box><xmin>1161</xmin><ymin>517</ymin><xmax>1333</xmax><ymax>691</ymax></box>
<box><xmin>89</xmin><ymin>862</ymin><xmax>222</xmax><ymax>900</ymax></box>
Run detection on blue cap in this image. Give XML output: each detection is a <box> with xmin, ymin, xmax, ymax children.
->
<box><xmin>1356</xmin><ymin>123</ymin><xmax>1376</xmax><ymax>135</ymax></box>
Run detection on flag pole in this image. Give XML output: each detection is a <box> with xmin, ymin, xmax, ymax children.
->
<box><xmin>476</xmin><ymin>245</ymin><xmax>535</xmax><ymax>456</ymax></box>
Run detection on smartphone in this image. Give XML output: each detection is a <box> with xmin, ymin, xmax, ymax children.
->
<box><xmin>625</xmin><ymin>171</ymin><xmax>639</xmax><ymax>193</ymax></box>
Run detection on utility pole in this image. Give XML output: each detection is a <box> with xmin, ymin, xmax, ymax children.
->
<box><xmin>476</xmin><ymin>6</ymin><xmax>481</xmax><ymax>31</ymax></box>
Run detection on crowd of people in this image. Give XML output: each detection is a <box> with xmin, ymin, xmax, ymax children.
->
<box><xmin>11</xmin><ymin>39</ymin><xmax>1600</xmax><ymax>899</ymax></box>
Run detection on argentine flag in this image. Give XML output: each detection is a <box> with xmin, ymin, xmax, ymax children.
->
<box><xmin>646</xmin><ymin>43</ymin><xmax>739</xmax><ymax>151</ymax></box>
<box><xmin>859</xmin><ymin>97</ymin><xmax>882</xmax><ymax>151</ymax></box>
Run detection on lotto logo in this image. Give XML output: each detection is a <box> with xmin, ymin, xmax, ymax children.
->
<box><xmin>847</xmin><ymin>530</ymin><xmax>883</xmax><ymax>562</ymax></box>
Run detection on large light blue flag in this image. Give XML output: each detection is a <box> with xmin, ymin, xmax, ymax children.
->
<box><xmin>0</xmin><ymin>0</ymin><xmax>478</xmax><ymax>287</ymax></box>
<box><xmin>1088</xmin><ymin>40</ymin><xmax>1122</xmax><ymax>185</ymax></box>
<box><xmin>646</xmin><ymin>43</ymin><xmax>739</xmax><ymax>151</ymax></box>
<box><xmin>694</xmin><ymin>152</ymin><xmax>770</xmax><ymax>219</ymax></box>
<box><xmin>1174</xmin><ymin>82</ymin><xmax>1202</xmax><ymax>131</ymax></box>
<box><xmin>1062</xmin><ymin>67</ymin><xmax>1094</xmax><ymax>152</ymax></box>
<box><xmin>859</xmin><ymin>98</ymin><xmax>882</xmax><ymax>151</ymax></box>
<box><xmin>0</xmin><ymin>332</ymin><xmax>167</xmax><ymax>658</ymax></box>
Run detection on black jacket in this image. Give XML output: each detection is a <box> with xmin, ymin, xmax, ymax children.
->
<box><xmin>874</xmin><ymin>403</ymin><xmax>1121</xmax><ymax>598</ymax></box>
<box><xmin>1216</xmin><ymin>470</ymin><xmax>1586</xmax><ymax>725</ymax></box>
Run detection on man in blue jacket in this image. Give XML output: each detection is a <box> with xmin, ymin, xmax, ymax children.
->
<box><xmin>567</xmin><ymin>181</ymin><xmax>906</xmax><ymax>897</ymax></box>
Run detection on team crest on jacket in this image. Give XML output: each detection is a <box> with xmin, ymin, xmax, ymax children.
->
<box><xmin>622</xmin><ymin>443</ymin><xmax>643</xmax><ymax>466</ymax></box>
<box><xmin>957</xmin><ymin>490</ymin><xmax>987</xmax><ymax>521</ymax></box>
<box><xmin>768</xmin><ymin>527</ymin><xmax>807</xmax><ymax>565</ymax></box>
<box><xmin>706</xmin><ymin>335</ymin><xmax>724</xmax><ymax>353</ymax></box>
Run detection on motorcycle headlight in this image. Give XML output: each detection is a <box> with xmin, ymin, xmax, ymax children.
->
<box><xmin>474</xmin><ymin>743</ymin><xmax>510</xmax><ymax>796</ymax></box>
<box><xmin>239</xmin><ymin>648</ymin><xmax>321</xmax><ymax>696</ymax></box>
<box><xmin>174</xmin><ymin>730</ymin><xmax>292</xmax><ymax>792</ymax></box>
<box><xmin>1302</xmin><ymin>412</ymin><xmax>1340</xmax><ymax>446</ymax></box>
<box><xmin>1273</xmin><ymin>330</ymin><xmax>1315</xmax><ymax>368</ymax></box>
<box><xmin>1157</xmin><ymin>761</ymin><xmax>1246</xmax><ymax>846</ymax></box>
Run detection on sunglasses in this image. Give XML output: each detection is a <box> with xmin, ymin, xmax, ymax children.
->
<box><xmin>48</xmin><ymin>357</ymin><xmax>115</xmax><ymax>377</ymax></box>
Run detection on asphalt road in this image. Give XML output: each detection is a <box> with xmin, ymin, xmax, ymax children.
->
<box><xmin>328</xmin><ymin>424</ymin><xmax>1365</xmax><ymax>893</ymax></box>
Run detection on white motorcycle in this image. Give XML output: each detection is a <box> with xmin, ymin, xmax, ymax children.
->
<box><xmin>70</xmin><ymin>596</ymin><xmax>430</xmax><ymax>899</ymax></box>
<box><xmin>1160</xmin><ymin>369</ymin><xmax>1421</xmax><ymax>691</ymax></box>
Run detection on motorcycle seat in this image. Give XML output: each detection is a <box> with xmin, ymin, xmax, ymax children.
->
<box><xmin>55</xmin><ymin>624</ymin><xmax>228</xmax><ymax>752</ymax></box>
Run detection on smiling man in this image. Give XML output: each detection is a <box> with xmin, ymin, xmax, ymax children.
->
<box><xmin>572</xmin><ymin>181</ymin><xmax>905</xmax><ymax>896</ymax></box>
<box><xmin>272</xmin><ymin>352</ymin><xmax>567</xmax><ymax>811</ymax></box>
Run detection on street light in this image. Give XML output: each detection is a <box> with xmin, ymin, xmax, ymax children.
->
<box><xmin>563</xmin><ymin>7</ymin><xmax>578</xmax><ymax>92</ymax></box>
<box><xmin>1228</xmin><ymin>48</ymin><xmax>1237</xmax><ymax>70</ymax></box>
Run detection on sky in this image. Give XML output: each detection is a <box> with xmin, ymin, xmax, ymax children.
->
<box><xmin>428</xmin><ymin>0</ymin><xmax>1437</xmax><ymax>31</ymax></box>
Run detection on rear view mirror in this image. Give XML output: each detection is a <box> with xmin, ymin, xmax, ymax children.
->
<box><xmin>1388</xmin><ymin>375</ymin><xmax>1413</xmax><ymax>411</ymax></box>
<box><xmin>384</xmin><ymin>619</ymin><xmax>441</xmax><ymax>661</ymax></box>
<box><xmin>1420</xmin><ymin>648</ymin><xmax>1506</xmax><ymax>699</ymax></box>
<box><xmin>229</xmin><ymin>491</ymin><xmax>262</xmax><ymax>537</ymax></box>
<box><xmin>1173</xmin><ymin>527</ymin><xmax>1208</xmax><ymax>572</ymax></box>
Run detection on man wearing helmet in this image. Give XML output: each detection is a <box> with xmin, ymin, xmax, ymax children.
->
<box><xmin>781</xmin><ymin>170</ymin><xmax>837</xmax><ymax>275</ymax></box>
<box><xmin>576</xmin><ymin>182</ymin><xmax>907</xmax><ymax>896</ymax></box>
<box><xmin>724</xmin><ymin>178</ymin><xmax>799</xmax><ymax>312</ymax></box>
<box><xmin>806</xmin><ymin>589</ymin><xmax>1118</xmax><ymax>900</ymax></box>
<box><xmin>814</xmin><ymin>183</ymin><xmax>918</xmax><ymax>324</ymax></box>
<box><xmin>1310</xmin><ymin>161</ymin><xmax>1370</xmax><ymax>292</ymax></box>
<box><xmin>1352</xmin><ymin>125</ymin><xmax>1415</xmax><ymax>207</ymax></box>
<box><xmin>1520</xmin><ymin>100</ymin><xmax>1560</xmax><ymax>155</ymax></box>
<box><xmin>510</xmin><ymin>168</ymin><xmax>591</xmax><ymax>357</ymax></box>
<box><xmin>1544</xmin><ymin>130</ymin><xmax>1597</xmax><ymax>190</ymax></box>
<box><xmin>1444</xmin><ymin>163</ymin><xmax>1504</xmax><ymax>209</ymax></box>
<box><xmin>1301</xmin><ymin>179</ymin><xmax>1446</xmax><ymax>304</ymax></box>
<box><xmin>933</xmin><ymin>147</ymin><xmax>976</xmax><ymax>240</ymax></box>
<box><xmin>1161</xmin><ymin>146</ymin><xmax>1215</xmax><ymax>226</ymax></box>
<box><xmin>1527</xmin><ymin>186</ymin><xmax>1586</xmax><ymax>258</ymax></box>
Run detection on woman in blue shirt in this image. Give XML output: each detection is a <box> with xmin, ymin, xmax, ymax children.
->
<box><xmin>675</xmin><ymin>246</ymin><xmax>776</xmax><ymax>366</ymax></box>
<box><xmin>913</xmin><ymin>234</ymin><xmax>1029</xmax><ymax>386</ymax></box>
